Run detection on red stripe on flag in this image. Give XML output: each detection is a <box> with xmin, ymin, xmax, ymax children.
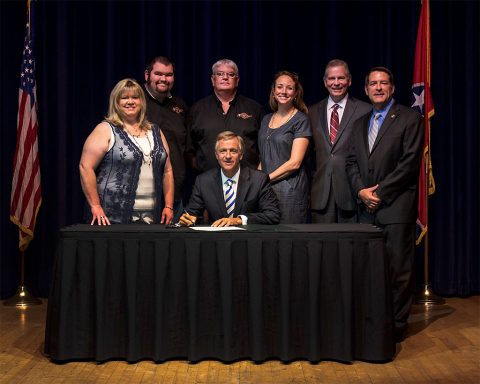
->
<box><xmin>17</xmin><ymin>120</ymin><xmax>39</xmax><ymax>221</ymax></box>
<box><xmin>11</xmin><ymin>95</ymin><xmax>34</xmax><ymax>217</ymax></box>
<box><xmin>28</xmin><ymin>179</ymin><xmax>42</xmax><ymax>230</ymax></box>
<box><xmin>10</xmin><ymin>92</ymin><xmax>29</xmax><ymax>214</ymax></box>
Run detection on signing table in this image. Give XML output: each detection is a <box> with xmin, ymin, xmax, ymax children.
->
<box><xmin>44</xmin><ymin>224</ymin><xmax>394</xmax><ymax>363</ymax></box>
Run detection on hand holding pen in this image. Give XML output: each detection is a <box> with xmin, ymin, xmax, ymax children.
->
<box><xmin>178</xmin><ymin>210</ymin><xmax>197</xmax><ymax>227</ymax></box>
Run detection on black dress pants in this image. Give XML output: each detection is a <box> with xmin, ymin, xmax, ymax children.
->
<box><xmin>359</xmin><ymin>211</ymin><xmax>415</xmax><ymax>332</ymax></box>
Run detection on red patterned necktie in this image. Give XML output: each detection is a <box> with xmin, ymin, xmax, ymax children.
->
<box><xmin>329</xmin><ymin>104</ymin><xmax>340</xmax><ymax>144</ymax></box>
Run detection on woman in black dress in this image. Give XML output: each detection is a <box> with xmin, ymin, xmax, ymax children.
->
<box><xmin>258</xmin><ymin>71</ymin><xmax>312</xmax><ymax>223</ymax></box>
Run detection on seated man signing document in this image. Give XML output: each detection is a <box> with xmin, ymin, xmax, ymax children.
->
<box><xmin>179</xmin><ymin>131</ymin><xmax>280</xmax><ymax>227</ymax></box>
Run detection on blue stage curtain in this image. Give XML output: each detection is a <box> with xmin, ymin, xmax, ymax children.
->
<box><xmin>0</xmin><ymin>0</ymin><xmax>478</xmax><ymax>297</ymax></box>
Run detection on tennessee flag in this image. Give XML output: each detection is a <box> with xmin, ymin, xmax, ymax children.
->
<box><xmin>10</xmin><ymin>0</ymin><xmax>42</xmax><ymax>251</ymax></box>
<box><xmin>411</xmin><ymin>0</ymin><xmax>435</xmax><ymax>245</ymax></box>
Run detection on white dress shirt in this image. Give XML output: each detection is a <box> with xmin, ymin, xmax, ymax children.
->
<box><xmin>327</xmin><ymin>95</ymin><xmax>349</xmax><ymax>136</ymax></box>
<box><xmin>220</xmin><ymin>168</ymin><xmax>247</xmax><ymax>224</ymax></box>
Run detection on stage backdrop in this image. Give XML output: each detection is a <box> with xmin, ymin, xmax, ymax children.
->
<box><xmin>1</xmin><ymin>0</ymin><xmax>478</xmax><ymax>298</ymax></box>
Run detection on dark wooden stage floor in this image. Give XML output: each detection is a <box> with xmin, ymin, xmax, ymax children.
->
<box><xmin>1</xmin><ymin>296</ymin><xmax>478</xmax><ymax>383</ymax></box>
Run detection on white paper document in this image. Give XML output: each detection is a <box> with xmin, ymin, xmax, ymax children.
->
<box><xmin>189</xmin><ymin>226</ymin><xmax>246</xmax><ymax>231</ymax></box>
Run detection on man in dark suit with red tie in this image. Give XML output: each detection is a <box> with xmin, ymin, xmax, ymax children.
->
<box><xmin>346</xmin><ymin>67</ymin><xmax>424</xmax><ymax>342</ymax></box>
<box><xmin>179</xmin><ymin>131</ymin><xmax>280</xmax><ymax>227</ymax></box>
<box><xmin>309</xmin><ymin>59</ymin><xmax>371</xmax><ymax>223</ymax></box>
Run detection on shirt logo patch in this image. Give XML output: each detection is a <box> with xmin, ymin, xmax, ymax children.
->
<box><xmin>237</xmin><ymin>112</ymin><xmax>253</xmax><ymax>119</ymax></box>
<box><xmin>172</xmin><ymin>106</ymin><xmax>184</xmax><ymax>114</ymax></box>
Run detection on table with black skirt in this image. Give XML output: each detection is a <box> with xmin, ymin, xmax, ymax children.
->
<box><xmin>44</xmin><ymin>223</ymin><xmax>395</xmax><ymax>363</ymax></box>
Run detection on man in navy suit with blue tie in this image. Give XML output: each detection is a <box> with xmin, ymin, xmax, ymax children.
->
<box><xmin>179</xmin><ymin>131</ymin><xmax>280</xmax><ymax>227</ymax></box>
<box><xmin>346</xmin><ymin>67</ymin><xmax>424</xmax><ymax>342</ymax></box>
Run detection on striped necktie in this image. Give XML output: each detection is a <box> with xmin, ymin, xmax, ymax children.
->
<box><xmin>225</xmin><ymin>179</ymin><xmax>235</xmax><ymax>217</ymax></box>
<box><xmin>329</xmin><ymin>104</ymin><xmax>340</xmax><ymax>144</ymax></box>
<box><xmin>368</xmin><ymin>113</ymin><xmax>382</xmax><ymax>152</ymax></box>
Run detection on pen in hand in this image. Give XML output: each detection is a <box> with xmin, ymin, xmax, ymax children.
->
<box><xmin>178</xmin><ymin>209</ymin><xmax>197</xmax><ymax>227</ymax></box>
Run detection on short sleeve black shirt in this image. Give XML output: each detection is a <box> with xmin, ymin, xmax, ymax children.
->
<box><xmin>143</xmin><ymin>85</ymin><xmax>188</xmax><ymax>200</ymax></box>
<box><xmin>187</xmin><ymin>94</ymin><xmax>265</xmax><ymax>172</ymax></box>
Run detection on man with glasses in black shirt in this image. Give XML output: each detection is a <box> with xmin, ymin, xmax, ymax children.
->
<box><xmin>187</xmin><ymin>59</ymin><xmax>264</xmax><ymax>173</ymax></box>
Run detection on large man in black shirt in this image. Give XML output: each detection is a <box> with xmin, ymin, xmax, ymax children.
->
<box><xmin>143</xmin><ymin>56</ymin><xmax>188</xmax><ymax>221</ymax></box>
<box><xmin>187</xmin><ymin>58</ymin><xmax>264</xmax><ymax>173</ymax></box>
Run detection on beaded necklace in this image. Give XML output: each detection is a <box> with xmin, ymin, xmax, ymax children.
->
<box><xmin>126</xmin><ymin>128</ymin><xmax>153</xmax><ymax>166</ymax></box>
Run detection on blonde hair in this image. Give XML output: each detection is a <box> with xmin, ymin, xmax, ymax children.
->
<box><xmin>105</xmin><ymin>78</ymin><xmax>150</xmax><ymax>130</ymax></box>
<box><xmin>215</xmin><ymin>131</ymin><xmax>245</xmax><ymax>154</ymax></box>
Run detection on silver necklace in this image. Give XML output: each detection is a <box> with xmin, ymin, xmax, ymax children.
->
<box><xmin>267</xmin><ymin>108</ymin><xmax>296</xmax><ymax>139</ymax></box>
<box><xmin>129</xmin><ymin>132</ymin><xmax>153</xmax><ymax>166</ymax></box>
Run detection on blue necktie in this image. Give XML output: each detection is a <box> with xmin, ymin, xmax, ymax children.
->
<box><xmin>225</xmin><ymin>179</ymin><xmax>235</xmax><ymax>217</ymax></box>
<box><xmin>368</xmin><ymin>113</ymin><xmax>382</xmax><ymax>152</ymax></box>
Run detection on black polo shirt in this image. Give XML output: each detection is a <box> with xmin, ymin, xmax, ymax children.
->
<box><xmin>143</xmin><ymin>85</ymin><xmax>188</xmax><ymax>201</ymax></box>
<box><xmin>187</xmin><ymin>94</ymin><xmax>265</xmax><ymax>172</ymax></box>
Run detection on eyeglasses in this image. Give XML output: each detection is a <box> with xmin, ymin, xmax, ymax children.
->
<box><xmin>214</xmin><ymin>72</ymin><xmax>237</xmax><ymax>78</ymax></box>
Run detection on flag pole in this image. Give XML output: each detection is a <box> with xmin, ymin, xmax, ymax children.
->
<box><xmin>5</xmin><ymin>0</ymin><xmax>42</xmax><ymax>308</ymax></box>
<box><xmin>414</xmin><ymin>147</ymin><xmax>444</xmax><ymax>305</ymax></box>
<box><xmin>410</xmin><ymin>0</ymin><xmax>444</xmax><ymax>305</ymax></box>
<box><xmin>4</xmin><ymin>250</ymin><xmax>42</xmax><ymax>307</ymax></box>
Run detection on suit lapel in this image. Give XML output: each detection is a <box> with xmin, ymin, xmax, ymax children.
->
<box><xmin>361</xmin><ymin>113</ymin><xmax>371</xmax><ymax>155</ymax></box>
<box><xmin>317</xmin><ymin>100</ymin><xmax>330</xmax><ymax>147</ymax></box>
<box><xmin>234</xmin><ymin>167</ymin><xmax>250</xmax><ymax>215</ymax></box>
<box><xmin>370</xmin><ymin>103</ymin><xmax>400</xmax><ymax>154</ymax></box>
<box><xmin>213</xmin><ymin>169</ymin><xmax>228</xmax><ymax>216</ymax></box>
<box><xmin>332</xmin><ymin>98</ymin><xmax>355</xmax><ymax>147</ymax></box>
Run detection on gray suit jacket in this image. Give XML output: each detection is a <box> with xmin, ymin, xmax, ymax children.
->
<box><xmin>186</xmin><ymin>166</ymin><xmax>280</xmax><ymax>224</ymax></box>
<box><xmin>309</xmin><ymin>96</ymin><xmax>371</xmax><ymax>211</ymax></box>
<box><xmin>345</xmin><ymin>102</ymin><xmax>424</xmax><ymax>224</ymax></box>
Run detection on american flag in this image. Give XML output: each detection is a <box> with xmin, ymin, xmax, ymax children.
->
<box><xmin>10</xmin><ymin>1</ymin><xmax>42</xmax><ymax>251</ymax></box>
